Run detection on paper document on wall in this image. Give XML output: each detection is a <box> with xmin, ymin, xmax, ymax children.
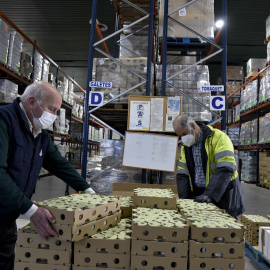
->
<box><xmin>129</xmin><ymin>101</ymin><xmax>151</xmax><ymax>130</ymax></box>
<box><xmin>165</xmin><ymin>96</ymin><xmax>181</xmax><ymax>131</ymax></box>
<box><xmin>150</xmin><ymin>98</ymin><xmax>163</xmax><ymax>131</ymax></box>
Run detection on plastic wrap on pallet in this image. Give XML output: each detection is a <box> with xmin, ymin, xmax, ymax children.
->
<box><xmin>227</xmin><ymin>127</ymin><xmax>239</xmax><ymax>146</ymax></box>
<box><xmin>266</xmin><ymin>14</ymin><xmax>270</xmax><ymax>38</ymax></box>
<box><xmin>0</xmin><ymin>18</ymin><xmax>10</xmax><ymax>65</ymax></box>
<box><xmin>119</xmin><ymin>34</ymin><xmax>148</xmax><ymax>58</ymax></box>
<box><xmin>159</xmin><ymin>0</ymin><xmax>214</xmax><ymax>38</ymax></box>
<box><xmin>48</xmin><ymin>72</ymin><xmax>55</xmax><ymax>86</ymax></box>
<box><xmin>259</xmin><ymin>70</ymin><xmax>270</xmax><ymax>103</ymax></box>
<box><xmin>7</xmin><ymin>30</ymin><xmax>23</xmax><ymax>74</ymax></box>
<box><xmin>99</xmin><ymin>139</ymin><xmax>123</xmax><ymax>158</ymax></box>
<box><xmin>246</xmin><ymin>58</ymin><xmax>267</xmax><ymax>78</ymax></box>
<box><xmin>239</xmin><ymin>151</ymin><xmax>257</xmax><ymax>183</ymax></box>
<box><xmin>41</xmin><ymin>58</ymin><xmax>50</xmax><ymax>82</ymax></box>
<box><xmin>86</xmin><ymin>156</ymin><xmax>142</xmax><ymax>195</ymax></box>
<box><xmin>92</xmin><ymin>57</ymin><xmax>154</xmax><ymax>103</ymax></box>
<box><xmin>156</xmin><ymin>64</ymin><xmax>211</xmax><ymax>122</ymax></box>
<box><xmin>267</xmin><ymin>42</ymin><xmax>270</xmax><ymax>62</ymax></box>
<box><xmin>68</xmin><ymin>80</ymin><xmax>74</xmax><ymax>105</ymax></box>
<box><xmin>32</xmin><ymin>50</ymin><xmax>43</xmax><ymax>82</ymax></box>
<box><xmin>259</xmin><ymin>113</ymin><xmax>270</xmax><ymax>144</ymax></box>
<box><xmin>20</xmin><ymin>52</ymin><xmax>33</xmax><ymax>78</ymax></box>
<box><xmin>58</xmin><ymin>77</ymin><xmax>69</xmax><ymax>102</ymax></box>
<box><xmin>0</xmin><ymin>79</ymin><xmax>18</xmax><ymax>103</ymax></box>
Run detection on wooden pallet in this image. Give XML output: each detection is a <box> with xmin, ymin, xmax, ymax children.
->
<box><xmin>245</xmin><ymin>241</ymin><xmax>270</xmax><ymax>270</ymax></box>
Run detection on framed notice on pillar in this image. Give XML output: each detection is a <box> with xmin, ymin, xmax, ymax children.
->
<box><xmin>128</xmin><ymin>96</ymin><xmax>182</xmax><ymax>132</ymax></box>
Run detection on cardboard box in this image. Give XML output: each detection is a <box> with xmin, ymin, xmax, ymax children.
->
<box><xmin>131</xmin><ymin>239</ymin><xmax>188</xmax><ymax>258</ymax></box>
<box><xmin>113</xmin><ymin>183</ymin><xmax>178</xmax><ymax>197</ymax></box>
<box><xmin>190</xmin><ymin>224</ymin><xmax>245</xmax><ymax>243</ymax></box>
<box><xmin>72</xmin><ymin>265</ymin><xmax>117</xmax><ymax>270</ymax></box>
<box><xmin>74</xmin><ymin>253</ymin><xmax>130</xmax><ymax>268</ymax></box>
<box><xmin>133</xmin><ymin>188</ymin><xmax>177</xmax><ymax>210</ymax></box>
<box><xmin>189</xmin><ymin>240</ymin><xmax>244</xmax><ymax>259</ymax></box>
<box><xmin>17</xmin><ymin>225</ymin><xmax>72</xmax><ymax>251</ymax></box>
<box><xmin>259</xmin><ymin>226</ymin><xmax>270</xmax><ymax>258</ymax></box>
<box><xmin>132</xmin><ymin>222</ymin><xmax>189</xmax><ymax>242</ymax></box>
<box><xmin>75</xmin><ymin>238</ymin><xmax>131</xmax><ymax>254</ymax></box>
<box><xmin>31</xmin><ymin>211</ymin><xmax>121</xmax><ymax>242</ymax></box>
<box><xmin>120</xmin><ymin>196</ymin><xmax>133</xmax><ymax>218</ymax></box>
<box><xmin>14</xmin><ymin>262</ymin><xmax>71</xmax><ymax>270</ymax></box>
<box><xmin>35</xmin><ymin>194</ymin><xmax>120</xmax><ymax>226</ymax></box>
<box><xmin>15</xmin><ymin>247</ymin><xmax>71</xmax><ymax>265</ymax></box>
<box><xmin>189</xmin><ymin>258</ymin><xmax>245</xmax><ymax>270</ymax></box>
<box><xmin>131</xmin><ymin>255</ymin><xmax>187</xmax><ymax>270</ymax></box>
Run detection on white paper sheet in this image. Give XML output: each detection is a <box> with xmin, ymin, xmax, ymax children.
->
<box><xmin>129</xmin><ymin>101</ymin><xmax>151</xmax><ymax>130</ymax></box>
<box><xmin>150</xmin><ymin>98</ymin><xmax>163</xmax><ymax>131</ymax></box>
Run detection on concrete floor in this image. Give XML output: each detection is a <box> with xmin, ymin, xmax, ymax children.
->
<box><xmin>17</xmin><ymin>176</ymin><xmax>270</xmax><ymax>270</ymax></box>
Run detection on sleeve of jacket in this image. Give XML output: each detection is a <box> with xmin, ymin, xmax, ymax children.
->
<box><xmin>0</xmin><ymin>116</ymin><xmax>33</xmax><ymax>214</ymax></box>
<box><xmin>203</xmin><ymin>131</ymin><xmax>236</xmax><ymax>203</ymax></box>
<box><xmin>176</xmin><ymin>145</ymin><xmax>191</xmax><ymax>198</ymax></box>
<box><xmin>42</xmin><ymin>136</ymin><xmax>91</xmax><ymax>192</ymax></box>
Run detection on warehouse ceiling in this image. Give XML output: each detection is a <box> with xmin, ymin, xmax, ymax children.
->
<box><xmin>1</xmin><ymin>0</ymin><xmax>270</xmax><ymax>92</ymax></box>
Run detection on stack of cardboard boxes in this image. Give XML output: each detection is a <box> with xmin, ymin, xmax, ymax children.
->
<box><xmin>15</xmin><ymin>194</ymin><xmax>121</xmax><ymax>269</ymax></box>
<box><xmin>158</xmin><ymin>0</ymin><xmax>214</xmax><ymax>38</ymax></box>
<box><xmin>73</xmin><ymin>218</ymin><xmax>131</xmax><ymax>269</ymax></box>
<box><xmin>92</xmin><ymin>57</ymin><xmax>154</xmax><ymax>103</ymax></box>
<box><xmin>241</xmin><ymin>214</ymin><xmax>270</xmax><ymax>246</ymax></box>
<box><xmin>0</xmin><ymin>18</ymin><xmax>10</xmax><ymax>65</ymax></box>
<box><xmin>259</xmin><ymin>225</ymin><xmax>270</xmax><ymax>260</ymax></box>
<box><xmin>184</xmin><ymin>210</ymin><xmax>245</xmax><ymax>270</ymax></box>
<box><xmin>259</xmin><ymin>151</ymin><xmax>270</xmax><ymax>187</ymax></box>
<box><xmin>130</xmin><ymin>188</ymin><xmax>189</xmax><ymax>269</ymax></box>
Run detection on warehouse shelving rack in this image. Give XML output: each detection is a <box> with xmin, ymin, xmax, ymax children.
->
<box><xmin>0</xmin><ymin>11</ymin><xmax>106</xmax><ymax>170</ymax></box>
<box><xmin>226</xmin><ymin>63</ymin><xmax>270</xmax><ymax>186</ymax></box>
<box><xmin>81</xmin><ymin>0</ymin><xmax>156</xmax><ymax>182</ymax></box>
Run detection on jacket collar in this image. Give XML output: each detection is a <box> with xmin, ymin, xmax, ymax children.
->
<box><xmin>13</xmin><ymin>97</ymin><xmax>33</xmax><ymax>134</ymax></box>
<box><xmin>199</xmin><ymin>123</ymin><xmax>214</xmax><ymax>140</ymax></box>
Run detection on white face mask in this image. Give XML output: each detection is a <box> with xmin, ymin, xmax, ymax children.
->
<box><xmin>32</xmin><ymin>102</ymin><xmax>57</xmax><ymax>129</ymax></box>
<box><xmin>181</xmin><ymin>127</ymin><xmax>196</xmax><ymax>147</ymax></box>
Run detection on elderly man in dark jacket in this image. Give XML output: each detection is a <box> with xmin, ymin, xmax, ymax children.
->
<box><xmin>0</xmin><ymin>81</ymin><xmax>95</xmax><ymax>270</ymax></box>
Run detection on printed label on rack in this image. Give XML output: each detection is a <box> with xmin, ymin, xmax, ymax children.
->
<box><xmin>89</xmin><ymin>92</ymin><xmax>104</xmax><ymax>106</ymax></box>
<box><xmin>200</xmin><ymin>85</ymin><xmax>224</xmax><ymax>92</ymax></box>
<box><xmin>89</xmin><ymin>81</ymin><xmax>112</xmax><ymax>88</ymax></box>
<box><xmin>210</xmin><ymin>96</ymin><xmax>225</xmax><ymax>111</ymax></box>
<box><xmin>179</xmin><ymin>7</ymin><xmax>186</xmax><ymax>16</ymax></box>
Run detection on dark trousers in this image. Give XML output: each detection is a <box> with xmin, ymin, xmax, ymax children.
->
<box><xmin>0</xmin><ymin>220</ymin><xmax>17</xmax><ymax>270</ymax></box>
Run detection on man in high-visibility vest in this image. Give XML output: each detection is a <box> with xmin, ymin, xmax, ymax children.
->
<box><xmin>173</xmin><ymin>114</ymin><xmax>245</xmax><ymax>218</ymax></box>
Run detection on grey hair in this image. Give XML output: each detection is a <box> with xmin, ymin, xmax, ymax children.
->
<box><xmin>174</xmin><ymin>114</ymin><xmax>195</xmax><ymax>130</ymax></box>
<box><xmin>20</xmin><ymin>82</ymin><xmax>46</xmax><ymax>104</ymax></box>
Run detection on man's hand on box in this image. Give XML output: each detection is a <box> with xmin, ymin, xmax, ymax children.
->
<box><xmin>194</xmin><ymin>194</ymin><xmax>212</xmax><ymax>204</ymax></box>
<box><xmin>30</xmin><ymin>207</ymin><xmax>58</xmax><ymax>239</ymax></box>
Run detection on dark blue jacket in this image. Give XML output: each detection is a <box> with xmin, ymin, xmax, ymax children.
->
<box><xmin>0</xmin><ymin>98</ymin><xmax>90</xmax><ymax>223</ymax></box>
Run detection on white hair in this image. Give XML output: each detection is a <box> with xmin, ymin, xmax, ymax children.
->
<box><xmin>174</xmin><ymin>114</ymin><xmax>195</xmax><ymax>130</ymax></box>
<box><xmin>20</xmin><ymin>82</ymin><xmax>46</xmax><ymax>104</ymax></box>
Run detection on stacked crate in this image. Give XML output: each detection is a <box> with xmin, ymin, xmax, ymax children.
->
<box><xmin>259</xmin><ymin>152</ymin><xmax>270</xmax><ymax>186</ymax></box>
<box><xmin>119</xmin><ymin>196</ymin><xmax>133</xmax><ymax>218</ymax></box>
<box><xmin>184</xmin><ymin>210</ymin><xmax>245</xmax><ymax>270</ymax></box>
<box><xmin>0</xmin><ymin>79</ymin><xmax>18</xmax><ymax>102</ymax></box>
<box><xmin>15</xmin><ymin>194</ymin><xmax>121</xmax><ymax>269</ymax></box>
<box><xmin>73</xmin><ymin>218</ymin><xmax>132</xmax><ymax>269</ymax></box>
<box><xmin>7</xmin><ymin>30</ymin><xmax>23</xmax><ymax>74</ymax></box>
<box><xmin>246</xmin><ymin>58</ymin><xmax>267</xmax><ymax>78</ymax></box>
<box><xmin>176</xmin><ymin>198</ymin><xmax>221</xmax><ymax>212</ymax></box>
<box><xmin>241</xmin><ymin>214</ymin><xmax>270</xmax><ymax>246</ymax></box>
<box><xmin>92</xmin><ymin>57</ymin><xmax>154</xmax><ymax>103</ymax></box>
<box><xmin>156</xmin><ymin>64</ymin><xmax>211</xmax><ymax>122</ymax></box>
<box><xmin>131</xmin><ymin>188</ymin><xmax>189</xmax><ymax>270</ymax></box>
<box><xmin>0</xmin><ymin>18</ymin><xmax>10</xmax><ymax>65</ymax></box>
<box><xmin>15</xmin><ymin>225</ymin><xmax>72</xmax><ymax>270</ymax></box>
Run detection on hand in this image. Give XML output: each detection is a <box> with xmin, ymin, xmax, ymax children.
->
<box><xmin>30</xmin><ymin>207</ymin><xmax>58</xmax><ymax>239</ymax></box>
<box><xmin>194</xmin><ymin>194</ymin><xmax>212</xmax><ymax>203</ymax></box>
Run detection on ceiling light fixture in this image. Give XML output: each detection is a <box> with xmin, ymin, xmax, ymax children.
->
<box><xmin>215</xmin><ymin>20</ymin><xmax>224</xmax><ymax>29</ymax></box>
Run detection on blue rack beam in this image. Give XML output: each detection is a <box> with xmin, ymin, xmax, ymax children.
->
<box><xmin>245</xmin><ymin>241</ymin><xmax>270</xmax><ymax>270</ymax></box>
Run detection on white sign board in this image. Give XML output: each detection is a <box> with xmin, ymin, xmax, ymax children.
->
<box><xmin>122</xmin><ymin>132</ymin><xmax>178</xmax><ymax>172</ymax></box>
<box><xmin>89</xmin><ymin>92</ymin><xmax>104</xmax><ymax>106</ymax></box>
<box><xmin>210</xmin><ymin>96</ymin><xmax>226</xmax><ymax>111</ymax></box>
<box><xmin>89</xmin><ymin>81</ymin><xmax>112</xmax><ymax>88</ymax></box>
<box><xmin>200</xmin><ymin>85</ymin><xmax>224</xmax><ymax>92</ymax></box>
